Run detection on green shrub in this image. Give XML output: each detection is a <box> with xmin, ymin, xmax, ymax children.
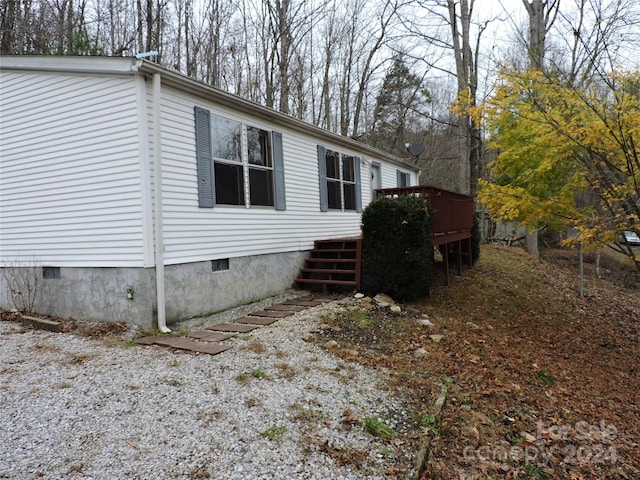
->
<box><xmin>361</xmin><ymin>195</ymin><xmax>433</xmax><ymax>300</ymax></box>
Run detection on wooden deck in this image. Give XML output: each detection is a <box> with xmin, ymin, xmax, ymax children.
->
<box><xmin>375</xmin><ymin>185</ymin><xmax>475</xmax><ymax>285</ymax></box>
<box><xmin>295</xmin><ymin>185</ymin><xmax>475</xmax><ymax>291</ymax></box>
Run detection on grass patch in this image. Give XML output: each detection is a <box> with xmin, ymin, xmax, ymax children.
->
<box><xmin>363</xmin><ymin>416</ymin><xmax>396</xmax><ymax>439</ymax></box>
<box><xmin>536</xmin><ymin>369</ymin><xmax>556</xmax><ymax>387</ymax></box>
<box><xmin>235</xmin><ymin>372</ymin><xmax>249</xmax><ymax>383</ymax></box>
<box><xmin>418</xmin><ymin>414</ymin><xmax>440</xmax><ymax>434</ymax></box>
<box><xmin>260</xmin><ymin>425</ymin><xmax>286</xmax><ymax>441</ymax></box>
<box><xmin>289</xmin><ymin>402</ymin><xmax>328</xmax><ymax>423</ymax></box>
<box><xmin>346</xmin><ymin>308</ymin><xmax>372</xmax><ymax>327</ymax></box>
<box><xmin>251</xmin><ymin>368</ymin><xmax>268</xmax><ymax>379</ymax></box>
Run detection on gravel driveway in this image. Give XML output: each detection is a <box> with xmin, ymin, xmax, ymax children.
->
<box><xmin>0</xmin><ymin>295</ymin><xmax>415</xmax><ymax>479</ymax></box>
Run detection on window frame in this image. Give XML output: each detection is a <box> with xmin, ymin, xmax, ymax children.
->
<box><xmin>397</xmin><ymin>170</ymin><xmax>411</xmax><ymax>187</ymax></box>
<box><xmin>317</xmin><ymin>145</ymin><xmax>362</xmax><ymax>213</ymax></box>
<box><xmin>194</xmin><ymin>106</ymin><xmax>285</xmax><ymax>210</ymax></box>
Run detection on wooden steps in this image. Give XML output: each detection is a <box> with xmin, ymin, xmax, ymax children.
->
<box><xmin>295</xmin><ymin>237</ymin><xmax>362</xmax><ymax>291</ymax></box>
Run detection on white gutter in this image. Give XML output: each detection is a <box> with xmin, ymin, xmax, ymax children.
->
<box><xmin>152</xmin><ymin>72</ymin><xmax>170</xmax><ymax>333</ymax></box>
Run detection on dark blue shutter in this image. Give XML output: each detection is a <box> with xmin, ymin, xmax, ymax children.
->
<box><xmin>354</xmin><ymin>156</ymin><xmax>362</xmax><ymax>213</ymax></box>
<box><xmin>271</xmin><ymin>131</ymin><xmax>286</xmax><ymax>211</ymax></box>
<box><xmin>317</xmin><ymin>145</ymin><xmax>328</xmax><ymax>212</ymax></box>
<box><xmin>396</xmin><ymin>169</ymin><xmax>402</xmax><ymax>187</ymax></box>
<box><xmin>194</xmin><ymin>106</ymin><xmax>214</xmax><ymax>207</ymax></box>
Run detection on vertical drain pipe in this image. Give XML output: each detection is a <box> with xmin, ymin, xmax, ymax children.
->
<box><xmin>153</xmin><ymin>72</ymin><xmax>170</xmax><ymax>333</ymax></box>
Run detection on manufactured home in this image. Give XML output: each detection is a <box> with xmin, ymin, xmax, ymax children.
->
<box><xmin>0</xmin><ymin>56</ymin><xmax>419</xmax><ymax>330</ymax></box>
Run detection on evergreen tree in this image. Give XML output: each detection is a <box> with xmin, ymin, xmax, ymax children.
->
<box><xmin>370</xmin><ymin>55</ymin><xmax>430</xmax><ymax>157</ymax></box>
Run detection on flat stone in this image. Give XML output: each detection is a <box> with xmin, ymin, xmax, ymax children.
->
<box><xmin>248</xmin><ymin>310</ymin><xmax>294</xmax><ymax>318</ymax></box>
<box><xmin>264</xmin><ymin>305</ymin><xmax>307</xmax><ymax>312</ymax></box>
<box><xmin>429</xmin><ymin>334</ymin><xmax>445</xmax><ymax>343</ymax></box>
<box><xmin>354</xmin><ymin>293</ymin><xmax>365</xmax><ymax>299</ymax></box>
<box><xmin>234</xmin><ymin>316</ymin><xmax>278</xmax><ymax>326</ymax></box>
<box><xmin>21</xmin><ymin>315</ymin><xmax>63</xmax><ymax>333</ymax></box>
<box><xmin>155</xmin><ymin>338</ymin><xmax>231</xmax><ymax>355</ymax></box>
<box><xmin>133</xmin><ymin>336</ymin><xmax>163</xmax><ymax>345</ymax></box>
<box><xmin>374</xmin><ymin>293</ymin><xmax>395</xmax><ymax>305</ymax></box>
<box><xmin>132</xmin><ymin>336</ymin><xmax>231</xmax><ymax>355</ymax></box>
<box><xmin>466</xmin><ymin>322</ymin><xmax>481</xmax><ymax>330</ymax></box>
<box><xmin>414</xmin><ymin>348</ymin><xmax>429</xmax><ymax>358</ymax></box>
<box><xmin>281</xmin><ymin>300</ymin><xmax>325</xmax><ymax>307</ymax></box>
<box><xmin>418</xmin><ymin>319</ymin><xmax>435</xmax><ymax>327</ymax></box>
<box><xmin>390</xmin><ymin>305</ymin><xmax>402</xmax><ymax>314</ymax></box>
<box><xmin>296</xmin><ymin>295</ymin><xmax>334</xmax><ymax>302</ymax></box>
<box><xmin>187</xmin><ymin>331</ymin><xmax>235</xmax><ymax>342</ymax></box>
<box><xmin>207</xmin><ymin>323</ymin><xmax>258</xmax><ymax>333</ymax></box>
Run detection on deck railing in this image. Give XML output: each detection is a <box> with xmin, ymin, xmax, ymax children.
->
<box><xmin>375</xmin><ymin>185</ymin><xmax>473</xmax><ymax>242</ymax></box>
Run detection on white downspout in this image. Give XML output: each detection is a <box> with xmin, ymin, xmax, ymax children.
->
<box><xmin>153</xmin><ymin>72</ymin><xmax>171</xmax><ymax>333</ymax></box>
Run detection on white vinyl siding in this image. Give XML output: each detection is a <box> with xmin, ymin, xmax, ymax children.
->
<box><xmin>159</xmin><ymin>85</ymin><xmax>376</xmax><ymax>265</ymax></box>
<box><xmin>0</xmin><ymin>71</ymin><xmax>146</xmax><ymax>267</ymax></box>
<box><xmin>0</xmin><ymin>59</ymin><xmax>419</xmax><ymax>270</ymax></box>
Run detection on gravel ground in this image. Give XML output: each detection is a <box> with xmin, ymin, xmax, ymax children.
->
<box><xmin>0</xmin><ymin>294</ymin><xmax>416</xmax><ymax>479</ymax></box>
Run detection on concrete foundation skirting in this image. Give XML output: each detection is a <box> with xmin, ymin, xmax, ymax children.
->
<box><xmin>0</xmin><ymin>251</ymin><xmax>308</xmax><ymax>330</ymax></box>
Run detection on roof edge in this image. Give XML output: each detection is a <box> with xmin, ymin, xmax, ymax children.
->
<box><xmin>0</xmin><ymin>55</ymin><xmax>418</xmax><ymax>172</ymax></box>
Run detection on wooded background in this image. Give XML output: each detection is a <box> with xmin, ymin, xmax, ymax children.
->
<box><xmin>1</xmin><ymin>0</ymin><xmax>639</xmax><ymax>264</ymax></box>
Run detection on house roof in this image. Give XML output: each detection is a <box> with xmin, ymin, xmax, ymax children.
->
<box><xmin>0</xmin><ymin>55</ymin><xmax>418</xmax><ymax>173</ymax></box>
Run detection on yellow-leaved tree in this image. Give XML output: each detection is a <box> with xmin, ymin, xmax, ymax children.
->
<box><xmin>479</xmin><ymin>69</ymin><xmax>640</xmax><ymax>274</ymax></box>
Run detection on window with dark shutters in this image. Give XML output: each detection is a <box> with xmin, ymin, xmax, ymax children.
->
<box><xmin>194</xmin><ymin>107</ymin><xmax>286</xmax><ymax>210</ymax></box>
<box><xmin>317</xmin><ymin>145</ymin><xmax>362</xmax><ymax>213</ymax></box>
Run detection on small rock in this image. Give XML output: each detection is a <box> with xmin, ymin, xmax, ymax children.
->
<box><xmin>390</xmin><ymin>305</ymin><xmax>402</xmax><ymax>314</ymax></box>
<box><xmin>345</xmin><ymin>349</ymin><xmax>359</xmax><ymax>357</ymax></box>
<box><xmin>429</xmin><ymin>334</ymin><xmax>445</xmax><ymax>343</ymax></box>
<box><xmin>324</xmin><ymin>340</ymin><xmax>338</xmax><ymax>349</ymax></box>
<box><xmin>413</xmin><ymin>348</ymin><xmax>429</xmax><ymax>358</ymax></box>
<box><xmin>354</xmin><ymin>293</ymin><xmax>365</xmax><ymax>299</ymax></box>
<box><xmin>377</xmin><ymin>301</ymin><xmax>390</xmax><ymax>308</ymax></box>
<box><xmin>374</xmin><ymin>293</ymin><xmax>395</xmax><ymax>305</ymax></box>
<box><xmin>406</xmin><ymin>307</ymin><xmax>421</xmax><ymax>316</ymax></box>
<box><xmin>466</xmin><ymin>322</ymin><xmax>481</xmax><ymax>330</ymax></box>
<box><xmin>471</xmin><ymin>411</ymin><xmax>494</xmax><ymax>426</ymax></box>
<box><xmin>302</xmin><ymin>333</ymin><xmax>314</xmax><ymax>342</ymax></box>
<box><xmin>418</xmin><ymin>318</ymin><xmax>434</xmax><ymax>327</ymax></box>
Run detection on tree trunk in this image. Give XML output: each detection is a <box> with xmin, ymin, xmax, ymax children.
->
<box><xmin>521</xmin><ymin>0</ymin><xmax>558</xmax><ymax>257</ymax></box>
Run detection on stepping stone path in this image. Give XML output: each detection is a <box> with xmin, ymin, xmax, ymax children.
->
<box><xmin>135</xmin><ymin>294</ymin><xmax>335</xmax><ymax>356</ymax></box>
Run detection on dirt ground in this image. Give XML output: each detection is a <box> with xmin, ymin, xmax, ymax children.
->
<box><xmin>314</xmin><ymin>245</ymin><xmax>640</xmax><ymax>479</ymax></box>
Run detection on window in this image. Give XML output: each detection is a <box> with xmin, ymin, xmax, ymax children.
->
<box><xmin>317</xmin><ymin>145</ymin><xmax>362</xmax><ymax>212</ymax></box>
<box><xmin>247</xmin><ymin>126</ymin><xmax>274</xmax><ymax>207</ymax></box>
<box><xmin>211</xmin><ymin>115</ymin><xmax>244</xmax><ymax>205</ymax></box>
<box><xmin>397</xmin><ymin>170</ymin><xmax>410</xmax><ymax>187</ymax></box>
<box><xmin>194</xmin><ymin>107</ymin><xmax>286</xmax><ymax>210</ymax></box>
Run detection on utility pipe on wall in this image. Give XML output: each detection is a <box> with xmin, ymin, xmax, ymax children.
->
<box><xmin>152</xmin><ymin>72</ymin><xmax>171</xmax><ymax>333</ymax></box>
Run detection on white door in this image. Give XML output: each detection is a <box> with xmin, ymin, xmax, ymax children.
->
<box><xmin>371</xmin><ymin>163</ymin><xmax>382</xmax><ymax>201</ymax></box>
